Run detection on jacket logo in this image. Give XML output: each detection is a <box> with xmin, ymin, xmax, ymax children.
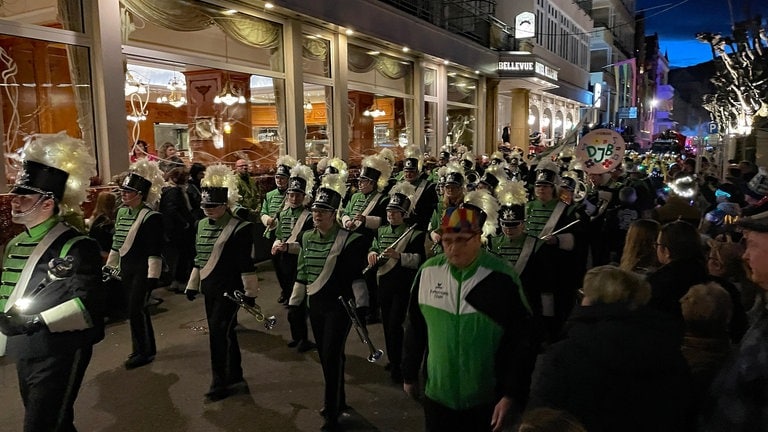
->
<box><xmin>429</xmin><ymin>282</ymin><xmax>447</xmax><ymax>300</ymax></box>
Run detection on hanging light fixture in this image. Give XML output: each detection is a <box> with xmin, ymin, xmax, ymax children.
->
<box><xmin>124</xmin><ymin>70</ymin><xmax>147</xmax><ymax>96</ymax></box>
<box><xmin>363</xmin><ymin>98</ymin><xmax>385</xmax><ymax>118</ymax></box>
<box><xmin>303</xmin><ymin>98</ymin><xmax>313</xmax><ymax>111</ymax></box>
<box><xmin>214</xmin><ymin>76</ymin><xmax>246</xmax><ymax>106</ymax></box>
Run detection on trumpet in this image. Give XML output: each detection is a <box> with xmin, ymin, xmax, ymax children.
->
<box><xmin>102</xmin><ymin>265</ymin><xmax>121</xmax><ymax>282</ymax></box>
<box><xmin>338</xmin><ymin>296</ymin><xmax>383</xmax><ymax>363</ymax></box>
<box><xmin>224</xmin><ymin>291</ymin><xmax>277</xmax><ymax>330</ymax></box>
<box><xmin>362</xmin><ymin>224</ymin><xmax>417</xmax><ymax>275</ymax></box>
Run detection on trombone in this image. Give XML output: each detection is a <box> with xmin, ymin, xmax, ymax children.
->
<box><xmin>338</xmin><ymin>296</ymin><xmax>384</xmax><ymax>363</ymax></box>
<box><xmin>362</xmin><ymin>224</ymin><xmax>417</xmax><ymax>275</ymax></box>
<box><xmin>224</xmin><ymin>291</ymin><xmax>277</xmax><ymax>330</ymax></box>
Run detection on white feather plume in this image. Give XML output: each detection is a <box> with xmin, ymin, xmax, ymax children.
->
<box><xmin>276</xmin><ymin>155</ymin><xmax>298</xmax><ymax>169</ymax></box>
<box><xmin>496</xmin><ymin>180</ymin><xmax>528</xmax><ymax>207</ymax></box>
<box><xmin>200</xmin><ymin>164</ymin><xmax>240</xmax><ymax>209</ymax></box>
<box><xmin>362</xmin><ymin>154</ymin><xmax>393</xmax><ymax>190</ymax></box>
<box><xmin>290</xmin><ymin>164</ymin><xmax>316</xmax><ymax>205</ymax></box>
<box><xmin>16</xmin><ymin>132</ymin><xmax>97</xmax><ymax>215</ymax></box>
<box><xmin>128</xmin><ymin>158</ymin><xmax>165</xmax><ymax>208</ymax></box>
<box><xmin>463</xmin><ymin>189</ymin><xmax>500</xmax><ymax>239</ymax></box>
<box><xmin>389</xmin><ymin>181</ymin><xmax>416</xmax><ymax>201</ymax></box>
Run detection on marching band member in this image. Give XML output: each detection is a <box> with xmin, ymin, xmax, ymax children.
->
<box><xmin>262</xmin><ymin>155</ymin><xmax>297</xmax><ymax>304</ymax></box>
<box><xmin>184</xmin><ymin>165</ymin><xmax>259</xmax><ymax>402</ymax></box>
<box><xmin>342</xmin><ymin>154</ymin><xmax>391</xmax><ymax>237</ymax></box>
<box><xmin>476</xmin><ymin>163</ymin><xmax>508</xmax><ymax>197</ymax></box>
<box><xmin>0</xmin><ymin>133</ymin><xmax>104</xmax><ymax>432</ymax></box>
<box><xmin>428</xmin><ymin>161</ymin><xmax>465</xmax><ymax>255</ymax></box>
<box><xmin>342</xmin><ymin>154</ymin><xmax>392</xmax><ymax>323</ymax></box>
<box><xmin>107</xmin><ymin>158</ymin><xmax>165</xmax><ymax>369</ymax></box>
<box><xmin>401</xmin><ymin>144</ymin><xmax>437</xmax><ymax>231</ymax></box>
<box><xmin>366</xmin><ymin>183</ymin><xmax>426</xmax><ymax>383</ymax></box>
<box><xmin>273</xmin><ymin>164</ymin><xmax>316</xmax><ymax>352</ymax></box>
<box><xmin>524</xmin><ymin>161</ymin><xmax>580</xmax><ymax>342</ymax></box>
<box><xmin>290</xmin><ymin>174</ymin><xmax>370</xmax><ymax>432</ymax></box>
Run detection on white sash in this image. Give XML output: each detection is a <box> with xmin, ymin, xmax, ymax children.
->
<box><xmin>307</xmin><ymin>230</ymin><xmax>349</xmax><ymax>295</ymax></box>
<box><xmin>361</xmin><ymin>192</ymin><xmax>383</xmax><ymax>217</ymax></box>
<box><xmin>200</xmin><ymin>218</ymin><xmax>240</xmax><ymax>279</ymax></box>
<box><xmin>377</xmin><ymin>228</ymin><xmax>415</xmax><ymax>276</ymax></box>
<box><xmin>0</xmin><ymin>222</ymin><xmax>69</xmax><ymax>355</ymax></box>
<box><xmin>407</xmin><ymin>180</ymin><xmax>428</xmax><ymax>218</ymax></box>
<box><xmin>118</xmin><ymin>208</ymin><xmax>150</xmax><ymax>257</ymax></box>
<box><xmin>286</xmin><ymin>210</ymin><xmax>311</xmax><ymax>244</ymax></box>
<box><xmin>514</xmin><ymin>201</ymin><xmax>567</xmax><ymax>275</ymax></box>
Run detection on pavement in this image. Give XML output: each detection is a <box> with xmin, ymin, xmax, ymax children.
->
<box><xmin>0</xmin><ymin>261</ymin><xmax>424</xmax><ymax>432</ymax></box>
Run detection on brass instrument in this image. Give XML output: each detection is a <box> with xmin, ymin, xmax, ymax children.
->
<box><xmin>102</xmin><ymin>265</ymin><xmax>121</xmax><ymax>282</ymax></box>
<box><xmin>224</xmin><ymin>291</ymin><xmax>277</xmax><ymax>330</ymax></box>
<box><xmin>338</xmin><ymin>296</ymin><xmax>384</xmax><ymax>363</ymax></box>
<box><xmin>362</xmin><ymin>224</ymin><xmax>417</xmax><ymax>275</ymax></box>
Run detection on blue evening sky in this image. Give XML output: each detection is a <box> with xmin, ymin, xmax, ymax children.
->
<box><xmin>636</xmin><ymin>0</ymin><xmax>768</xmax><ymax>67</ymax></box>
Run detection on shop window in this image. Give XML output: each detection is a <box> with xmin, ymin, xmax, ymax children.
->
<box><xmin>304</xmin><ymin>82</ymin><xmax>332</xmax><ymax>164</ymax></box>
<box><xmin>424</xmin><ymin>68</ymin><xmax>437</xmax><ymax>97</ymax></box>
<box><xmin>125</xmin><ymin>61</ymin><xmax>286</xmax><ymax>173</ymax></box>
<box><xmin>447</xmin><ymin>73</ymin><xmax>477</xmax><ymax>104</ymax></box>
<box><xmin>303</xmin><ymin>36</ymin><xmax>331</xmax><ymax>78</ymax></box>
<box><xmin>0</xmin><ymin>35</ymin><xmax>94</xmax><ymax>183</ymax></box>
<box><xmin>347</xmin><ymin>91</ymin><xmax>413</xmax><ymax>166</ymax></box>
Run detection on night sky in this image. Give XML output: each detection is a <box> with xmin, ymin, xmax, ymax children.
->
<box><xmin>637</xmin><ymin>0</ymin><xmax>768</xmax><ymax>67</ymax></box>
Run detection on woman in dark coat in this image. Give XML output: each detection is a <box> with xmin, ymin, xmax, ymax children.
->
<box><xmin>528</xmin><ymin>265</ymin><xmax>693</xmax><ymax>432</ymax></box>
<box><xmin>647</xmin><ymin>220</ymin><xmax>708</xmax><ymax>320</ymax></box>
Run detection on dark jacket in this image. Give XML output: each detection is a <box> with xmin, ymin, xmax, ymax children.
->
<box><xmin>647</xmin><ymin>257</ymin><xmax>708</xmax><ymax>320</ymax></box>
<box><xmin>528</xmin><ymin>303</ymin><xmax>693</xmax><ymax>432</ymax></box>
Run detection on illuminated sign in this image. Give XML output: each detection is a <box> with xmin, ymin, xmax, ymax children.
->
<box><xmin>515</xmin><ymin>12</ymin><xmax>535</xmax><ymax>39</ymax></box>
<box><xmin>498</xmin><ymin>54</ymin><xmax>559</xmax><ymax>81</ymax></box>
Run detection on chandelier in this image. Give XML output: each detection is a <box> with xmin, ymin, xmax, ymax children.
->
<box><xmin>363</xmin><ymin>100</ymin><xmax>385</xmax><ymax>118</ymax></box>
<box><xmin>157</xmin><ymin>74</ymin><xmax>187</xmax><ymax>108</ymax></box>
<box><xmin>124</xmin><ymin>70</ymin><xmax>148</xmax><ymax>96</ymax></box>
<box><xmin>214</xmin><ymin>79</ymin><xmax>246</xmax><ymax>106</ymax></box>
<box><xmin>303</xmin><ymin>99</ymin><xmax>313</xmax><ymax>111</ymax></box>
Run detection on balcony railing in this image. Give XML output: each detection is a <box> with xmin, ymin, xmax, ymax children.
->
<box><xmin>377</xmin><ymin>0</ymin><xmax>499</xmax><ymax>48</ymax></box>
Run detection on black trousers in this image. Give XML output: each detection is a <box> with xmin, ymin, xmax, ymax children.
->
<box><xmin>17</xmin><ymin>345</ymin><xmax>93</xmax><ymax>432</ymax></box>
<box><xmin>308</xmin><ymin>298</ymin><xmax>351</xmax><ymax>418</ymax></box>
<box><xmin>205</xmin><ymin>291</ymin><xmax>243</xmax><ymax>390</ymax></box>
<box><xmin>124</xmin><ymin>272</ymin><xmax>156</xmax><ymax>357</ymax></box>
<box><xmin>288</xmin><ymin>297</ymin><xmax>310</xmax><ymax>342</ymax></box>
<box><xmin>274</xmin><ymin>252</ymin><xmax>298</xmax><ymax>299</ymax></box>
<box><xmin>423</xmin><ymin>397</ymin><xmax>495</xmax><ymax>432</ymax></box>
<box><xmin>377</xmin><ymin>277</ymin><xmax>410</xmax><ymax>373</ymax></box>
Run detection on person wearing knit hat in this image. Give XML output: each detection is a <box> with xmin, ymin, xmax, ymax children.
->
<box><xmin>400</xmin><ymin>144</ymin><xmax>437</xmax><ymax>231</ymax></box>
<box><xmin>402</xmin><ymin>203</ymin><xmax>534</xmax><ymax>431</ymax></box>
<box><xmin>262</xmin><ymin>155</ymin><xmax>298</xmax><ymax>303</ymax></box>
<box><xmin>182</xmin><ymin>164</ymin><xmax>259</xmax><ymax>403</ymax></box>
<box><xmin>108</xmin><ymin>157</ymin><xmax>165</xmax><ymax>370</ymax></box>
<box><xmin>366</xmin><ymin>182</ymin><xmax>426</xmax><ymax>383</ymax></box>
<box><xmin>273</xmin><ymin>164</ymin><xmax>317</xmax><ymax>352</ymax></box>
<box><xmin>0</xmin><ymin>132</ymin><xmax>103</xmax><ymax>431</ymax></box>
<box><xmin>289</xmin><ymin>173</ymin><xmax>370</xmax><ymax>432</ymax></box>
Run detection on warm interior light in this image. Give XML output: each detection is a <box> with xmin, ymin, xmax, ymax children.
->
<box><xmin>265</xmin><ymin>2</ymin><xmax>274</xmax><ymax>9</ymax></box>
<box><xmin>223</xmin><ymin>121</ymin><xmax>232</xmax><ymax>134</ymax></box>
<box><xmin>214</xmin><ymin>79</ymin><xmax>246</xmax><ymax>106</ymax></box>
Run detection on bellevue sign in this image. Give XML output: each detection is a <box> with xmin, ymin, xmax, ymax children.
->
<box><xmin>498</xmin><ymin>54</ymin><xmax>558</xmax><ymax>81</ymax></box>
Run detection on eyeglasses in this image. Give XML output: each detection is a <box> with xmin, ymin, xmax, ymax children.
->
<box><xmin>441</xmin><ymin>234</ymin><xmax>479</xmax><ymax>247</ymax></box>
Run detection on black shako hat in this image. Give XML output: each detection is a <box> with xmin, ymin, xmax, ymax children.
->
<box><xmin>11</xmin><ymin>160</ymin><xmax>69</xmax><ymax>200</ymax></box>
<box><xmin>499</xmin><ymin>204</ymin><xmax>525</xmax><ymax>227</ymax></box>
<box><xmin>359</xmin><ymin>166</ymin><xmax>382</xmax><ymax>182</ymax></box>
<box><xmin>403</xmin><ymin>158</ymin><xmax>420</xmax><ymax>171</ymax></box>
<box><xmin>386</xmin><ymin>192</ymin><xmax>411</xmax><ymax>213</ymax></box>
<box><xmin>287</xmin><ymin>176</ymin><xmax>307</xmax><ymax>194</ymax></box>
<box><xmin>200</xmin><ymin>187</ymin><xmax>229</xmax><ymax>205</ymax></box>
<box><xmin>312</xmin><ymin>187</ymin><xmax>342</xmax><ymax>211</ymax></box>
<box><xmin>120</xmin><ymin>172</ymin><xmax>152</xmax><ymax>197</ymax></box>
<box><xmin>276</xmin><ymin>164</ymin><xmax>292</xmax><ymax>177</ymax></box>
